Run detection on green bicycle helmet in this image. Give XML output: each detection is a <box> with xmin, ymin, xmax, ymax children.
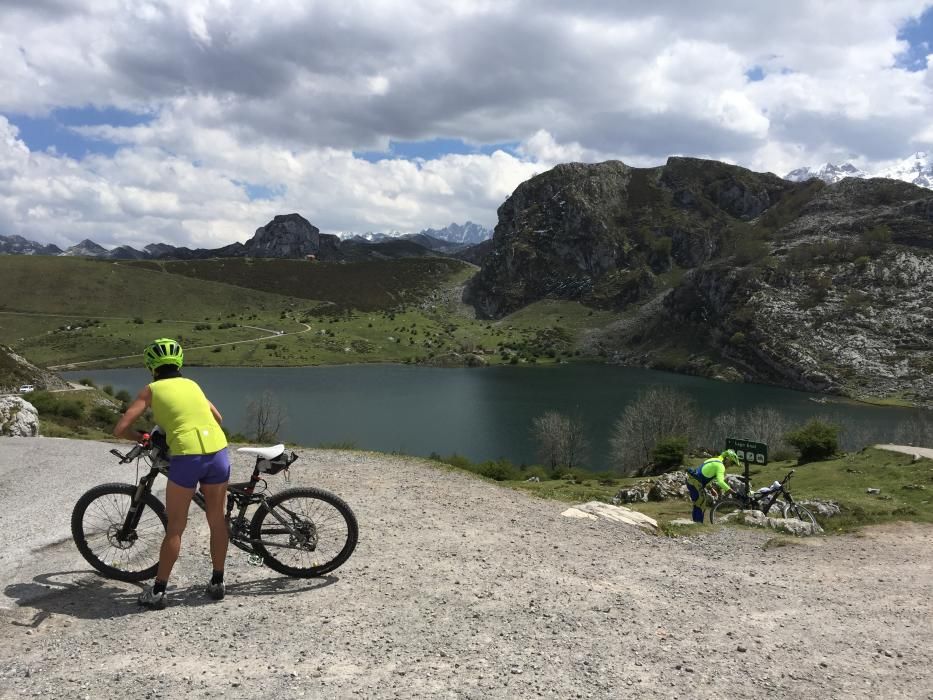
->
<box><xmin>721</xmin><ymin>448</ymin><xmax>740</xmax><ymax>465</ymax></box>
<box><xmin>143</xmin><ymin>338</ymin><xmax>184</xmax><ymax>373</ymax></box>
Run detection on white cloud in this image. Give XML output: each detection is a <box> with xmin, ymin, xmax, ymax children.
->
<box><xmin>0</xmin><ymin>0</ymin><xmax>932</xmax><ymax>246</ymax></box>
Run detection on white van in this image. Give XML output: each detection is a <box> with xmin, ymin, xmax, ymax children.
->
<box><xmin>19</xmin><ymin>384</ymin><xmax>35</xmax><ymax>393</ymax></box>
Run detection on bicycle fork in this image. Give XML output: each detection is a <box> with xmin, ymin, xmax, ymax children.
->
<box><xmin>117</xmin><ymin>473</ymin><xmax>158</xmax><ymax>542</ymax></box>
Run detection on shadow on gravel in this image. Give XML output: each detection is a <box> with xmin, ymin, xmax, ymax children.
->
<box><xmin>4</xmin><ymin>571</ymin><xmax>339</xmax><ymax>621</ymax></box>
<box><xmin>171</xmin><ymin>574</ymin><xmax>339</xmax><ymax>607</ymax></box>
<box><xmin>4</xmin><ymin>570</ymin><xmax>141</xmax><ymax>620</ymax></box>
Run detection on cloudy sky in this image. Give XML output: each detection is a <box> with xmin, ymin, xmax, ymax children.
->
<box><xmin>2</xmin><ymin>0</ymin><xmax>932</xmax><ymax>250</ymax></box>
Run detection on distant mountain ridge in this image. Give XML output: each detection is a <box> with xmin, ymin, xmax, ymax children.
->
<box><xmin>0</xmin><ymin>219</ymin><xmax>490</xmax><ymax>261</ymax></box>
<box><xmin>785</xmin><ymin>152</ymin><xmax>933</xmax><ymax>189</ymax></box>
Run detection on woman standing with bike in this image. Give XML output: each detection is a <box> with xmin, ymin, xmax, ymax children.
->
<box><xmin>113</xmin><ymin>338</ymin><xmax>230</xmax><ymax>609</ymax></box>
<box><xmin>685</xmin><ymin>449</ymin><xmax>739</xmax><ymax>523</ymax></box>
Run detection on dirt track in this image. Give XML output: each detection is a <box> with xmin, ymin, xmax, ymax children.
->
<box><xmin>0</xmin><ymin>437</ymin><xmax>931</xmax><ymax>699</ymax></box>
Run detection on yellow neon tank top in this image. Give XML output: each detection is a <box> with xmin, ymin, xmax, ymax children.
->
<box><xmin>149</xmin><ymin>377</ymin><xmax>228</xmax><ymax>456</ymax></box>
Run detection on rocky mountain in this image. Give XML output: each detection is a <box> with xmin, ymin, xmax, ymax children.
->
<box><xmin>0</xmin><ymin>214</ymin><xmax>434</xmax><ymax>263</ymax></box>
<box><xmin>0</xmin><ymin>235</ymin><xmax>63</xmax><ymax>256</ymax></box>
<box><xmin>61</xmin><ymin>239</ymin><xmax>109</xmax><ymax>257</ymax></box>
<box><xmin>466</xmin><ymin>157</ymin><xmax>933</xmax><ymax>405</ymax></box>
<box><xmin>785</xmin><ymin>152</ymin><xmax>933</xmax><ymax>189</ymax></box>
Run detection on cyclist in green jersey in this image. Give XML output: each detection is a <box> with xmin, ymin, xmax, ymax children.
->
<box><xmin>685</xmin><ymin>449</ymin><xmax>739</xmax><ymax>523</ymax></box>
<box><xmin>113</xmin><ymin>338</ymin><xmax>230</xmax><ymax>609</ymax></box>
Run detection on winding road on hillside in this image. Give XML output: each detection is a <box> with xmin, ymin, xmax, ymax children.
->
<box><xmin>40</xmin><ymin>319</ymin><xmax>313</xmax><ymax>370</ymax></box>
<box><xmin>0</xmin><ymin>437</ymin><xmax>930</xmax><ymax>698</ymax></box>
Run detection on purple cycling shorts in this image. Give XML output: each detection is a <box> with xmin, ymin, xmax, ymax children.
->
<box><xmin>168</xmin><ymin>448</ymin><xmax>231</xmax><ymax>488</ymax></box>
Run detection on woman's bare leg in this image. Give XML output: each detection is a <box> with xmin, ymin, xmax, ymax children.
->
<box><xmin>200</xmin><ymin>481</ymin><xmax>229</xmax><ymax>572</ymax></box>
<box><xmin>156</xmin><ymin>481</ymin><xmax>196</xmax><ymax>582</ymax></box>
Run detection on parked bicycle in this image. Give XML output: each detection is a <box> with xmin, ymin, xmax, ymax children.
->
<box><xmin>72</xmin><ymin>429</ymin><xmax>358</xmax><ymax>582</ymax></box>
<box><xmin>709</xmin><ymin>469</ymin><xmax>817</xmax><ymax>527</ymax></box>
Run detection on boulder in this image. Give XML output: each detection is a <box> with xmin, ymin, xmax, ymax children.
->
<box><xmin>718</xmin><ymin>508</ymin><xmax>822</xmax><ymax>536</ymax></box>
<box><xmin>798</xmin><ymin>499</ymin><xmax>841</xmax><ymax>517</ymax></box>
<box><xmin>648</xmin><ymin>472</ymin><xmax>688</xmax><ymax>501</ymax></box>
<box><xmin>612</xmin><ymin>486</ymin><xmax>648</xmax><ymax>504</ymax></box>
<box><xmin>561</xmin><ymin>501</ymin><xmax>658</xmax><ymax>533</ymax></box>
<box><xmin>0</xmin><ymin>397</ymin><xmax>39</xmax><ymax>437</ymax></box>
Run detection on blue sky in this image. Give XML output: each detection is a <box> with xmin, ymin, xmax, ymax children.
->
<box><xmin>1</xmin><ymin>1</ymin><xmax>932</xmax><ymax>249</ymax></box>
<box><xmin>7</xmin><ymin>107</ymin><xmax>152</xmax><ymax>159</ymax></box>
<box><xmin>897</xmin><ymin>6</ymin><xmax>933</xmax><ymax>70</ymax></box>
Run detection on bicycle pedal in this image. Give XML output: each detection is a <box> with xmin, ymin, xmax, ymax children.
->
<box><xmin>247</xmin><ymin>554</ymin><xmax>265</xmax><ymax>567</ymax></box>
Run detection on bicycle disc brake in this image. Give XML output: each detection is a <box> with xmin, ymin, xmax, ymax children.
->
<box><xmin>247</xmin><ymin>554</ymin><xmax>264</xmax><ymax>567</ymax></box>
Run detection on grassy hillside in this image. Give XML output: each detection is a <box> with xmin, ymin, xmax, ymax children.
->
<box><xmin>0</xmin><ymin>256</ymin><xmax>309</xmax><ymax>318</ymax></box>
<box><xmin>0</xmin><ymin>256</ymin><xmax>617</xmax><ymax>369</ymax></box>
<box><xmin>503</xmin><ymin>448</ymin><xmax>933</xmax><ymax>531</ymax></box>
<box><xmin>123</xmin><ymin>257</ymin><xmax>470</xmax><ymax>311</ymax></box>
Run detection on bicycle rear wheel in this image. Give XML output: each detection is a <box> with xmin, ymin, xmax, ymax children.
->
<box><xmin>709</xmin><ymin>498</ymin><xmax>746</xmax><ymax>524</ymax></box>
<box><xmin>71</xmin><ymin>483</ymin><xmax>167</xmax><ymax>582</ymax></box>
<box><xmin>250</xmin><ymin>487</ymin><xmax>358</xmax><ymax>578</ymax></box>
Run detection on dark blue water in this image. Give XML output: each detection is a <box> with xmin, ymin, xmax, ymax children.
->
<box><xmin>65</xmin><ymin>364</ymin><xmax>922</xmax><ymax>469</ymax></box>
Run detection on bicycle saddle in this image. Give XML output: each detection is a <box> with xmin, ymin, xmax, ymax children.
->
<box><xmin>237</xmin><ymin>444</ymin><xmax>285</xmax><ymax>459</ymax></box>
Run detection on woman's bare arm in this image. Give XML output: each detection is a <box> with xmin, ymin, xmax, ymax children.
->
<box><xmin>208</xmin><ymin>400</ymin><xmax>223</xmax><ymax>425</ymax></box>
<box><xmin>113</xmin><ymin>386</ymin><xmax>152</xmax><ymax>441</ymax></box>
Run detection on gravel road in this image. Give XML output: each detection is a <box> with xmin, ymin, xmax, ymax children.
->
<box><xmin>0</xmin><ymin>437</ymin><xmax>931</xmax><ymax>699</ymax></box>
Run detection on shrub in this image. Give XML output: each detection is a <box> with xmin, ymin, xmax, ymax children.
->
<box><xmin>651</xmin><ymin>436</ymin><xmax>689</xmax><ymax>469</ymax></box>
<box><xmin>474</xmin><ymin>460</ymin><xmax>517</xmax><ymax>481</ymax></box>
<box><xmin>102</xmin><ymin>385</ymin><xmax>114</xmax><ymax>396</ymax></box>
<box><xmin>115</xmin><ymin>389</ymin><xmax>132</xmax><ymax>403</ymax></box>
<box><xmin>90</xmin><ymin>405</ymin><xmax>116</xmax><ymax>424</ymax></box>
<box><xmin>56</xmin><ymin>401</ymin><xmax>84</xmax><ymax>420</ymax></box>
<box><xmin>785</xmin><ymin>419</ymin><xmax>840</xmax><ymax>464</ymax></box>
<box><xmin>79</xmin><ymin>378</ymin><xmax>96</xmax><ymax>387</ymax></box>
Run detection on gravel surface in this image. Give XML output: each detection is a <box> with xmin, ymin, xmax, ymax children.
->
<box><xmin>1</xmin><ymin>436</ymin><xmax>932</xmax><ymax>699</ymax></box>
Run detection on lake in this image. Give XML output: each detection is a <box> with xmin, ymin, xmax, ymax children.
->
<box><xmin>65</xmin><ymin>364</ymin><xmax>923</xmax><ymax>469</ymax></box>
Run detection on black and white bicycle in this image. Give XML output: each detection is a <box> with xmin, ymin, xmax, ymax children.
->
<box><xmin>71</xmin><ymin>429</ymin><xmax>358</xmax><ymax>581</ymax></box>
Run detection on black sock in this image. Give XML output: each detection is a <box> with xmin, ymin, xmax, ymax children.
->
<box><xmin>153</xmin><ymin>579</ymin><xmax>167</xmax><ymax>595</ymax></box>
<box><xmin>210</xmin><ymin>570</ymin><xmax>224</xmax><ymax>585</ymax></box>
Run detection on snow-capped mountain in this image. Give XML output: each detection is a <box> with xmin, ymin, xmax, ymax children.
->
<box><xmin>419</xmin><ymin>222</ymin><xmax>490</xmax><ymax>245</ymax></box>
<box><xmin>875</xmin><ymin>152</ymin><xmax>933</xmax><ymax>189</ymax></box>
<box><xmin>0</xmin><ymin>235</ymin><xmax>63</xmax><ymax>256</ymax></box>
<box><xmin>340</xmin><ymin>222</ymin><xmax>492</xmax><ymax>247</ymax></box>
<box><xmin>784</xmin><ymin>162</ymin><xmax>867</xmax><ymax>184</ymax></box>
<box><xmin>785</xmin><ymin>152</ymin><xmax>932</xmax><ymax>190</ymax></box>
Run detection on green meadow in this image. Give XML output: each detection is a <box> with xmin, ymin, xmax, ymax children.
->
<box><xmin>0</xmin><ymin>255</ymin><xmax>617</xmax><ymax>370</ymax></box>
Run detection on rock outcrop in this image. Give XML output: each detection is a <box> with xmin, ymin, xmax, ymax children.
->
<box><xmin>561</xmin><ymin>501</ymin><xmax>659</xmax><ymax>533</ymax></box>
<box><xmin>0</xmin><ymin>345</ymin><xmax>69</xmax><ymax>394</ymax></box>
<box><xmin>0</xmin><ymin>397</ymin><xmax>39</xmax><ymax>437</ymax></box>
<box><xmin>466</xmin><ymin>157</ymin><xmax>933</xmax><ymax>405</ymax></box>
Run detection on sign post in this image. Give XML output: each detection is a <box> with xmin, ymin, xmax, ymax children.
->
<box><xmin>725</xmin><ymin>437</ymin><xmax>769</xmax><ymax>495</ymax></box>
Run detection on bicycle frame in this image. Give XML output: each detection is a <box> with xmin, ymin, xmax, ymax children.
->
<box><xmin>730</xmin><ymin>469</ymin><xmax>797</xmax><ymax>515</ymax></box>
<box><xmin>108</xmin><ymin>443</ymin><xmax>304</xmax><ymax>558</ymax></box>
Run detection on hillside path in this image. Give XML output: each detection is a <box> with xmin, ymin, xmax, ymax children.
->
<box><xmin>0</xmin><ymin>437</ymin><xmax>931</xmax><ymax>699</ymax></box>
<box><xmin>875</xmin><ymin>443</ymin><xmax>933</xmax><ymax>459</ymax></box>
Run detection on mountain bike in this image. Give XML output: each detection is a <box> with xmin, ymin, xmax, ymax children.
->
<box><xmin>71</xmin><ymin>429</ymin><xmax>358</xmax><ymax>582</ymax></box>
<box><xmin>709</xmin><ymin>469</ymin><xmax>817</xmax><ymax>528</ymax></box>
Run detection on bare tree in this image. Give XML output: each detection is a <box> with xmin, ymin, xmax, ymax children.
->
<box><xmin>609</xmin><ymin>387</ymin><xmax>697</xmax><ymax>475</ymax></box>
<box><xmin>245</xmin><ymin>391</ymin><xmax>288</xmax><ymax>443</ymax></box>
<box><xmin>531</xmin><ymin>411</ymin><xmax>590</xmax><ymax>472</ymax></box>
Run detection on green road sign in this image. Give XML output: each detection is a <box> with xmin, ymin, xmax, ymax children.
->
<box><xmin>726</xmin><ymin>437</ymin><xmax>768</xmax><ymax>465</ymax></box>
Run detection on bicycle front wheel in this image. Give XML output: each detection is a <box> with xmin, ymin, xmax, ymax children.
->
<box><xmin>71</xmin><ymin>483</ymin><xmax>167</xmax><ymax>582</ymax></box>
<box><xmin>709</xmin><ymin>498</ymin><xmax>746</xmax><ymax>524</ymax></box>
<box><xmin>783</xmin><ymin>502</ymin><xmax>818</xmax><ymax>528</ymax></box>
<box><xmin>250</xmin><ymin>487</ymin><xmax>358</xmax><ymax>578</ymax></box>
